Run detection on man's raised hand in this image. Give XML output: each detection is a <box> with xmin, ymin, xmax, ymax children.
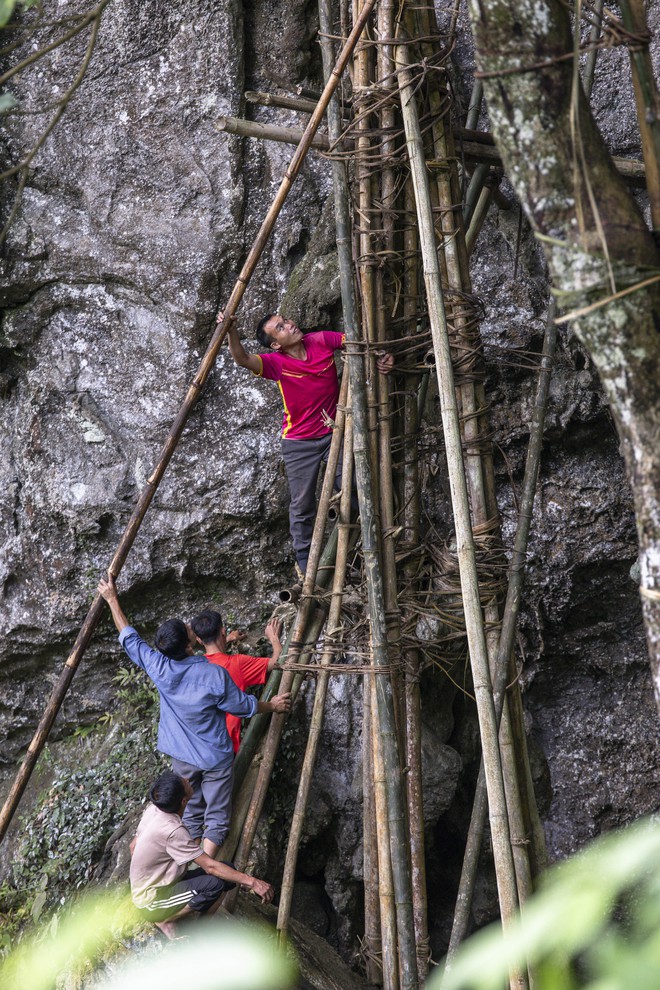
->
<box><xmin>98</xmin><ymin>571</ymin><xmax>117</xmax><ymax>602</ymax></box>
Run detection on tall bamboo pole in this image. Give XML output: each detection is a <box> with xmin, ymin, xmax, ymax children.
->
<box><xmin>401</xmin><ymin>149</ymin><xmax>430</xmax><ymax>980</ymax></box>
<box><xmin>0</xmin><ymin>0</ymin><xmax>379</xmax><ymax>846</ymax></box>
<box><xmin>277</xmin><ymin>415</ymin><xmax>355</xmax><ymax>934</ymax></box>
<box><xmin>396</xmin><ymin>41</ymin><xmax>524</xmax><ymax>988</ymax></box>
<box><xmin>334</xmin><ymin>10</ymin><xmax>418</xmax><ymax>988</ymax></box>
<box><xmin>375</xmin><ymin>0</ymin><xmax>407</xmax><ymax>768</ymax></box>
<box><xmin>354</xmin><ymin>0</ymin><xmax>380</xmax><ymax>493</ymax></box>
<box><xmin>447</xmin><ymin>303</ymin><xmax>557</xmax><ymax>955</ymax></box>
<box><xmin>316</xmin><ymin>2</ymin><xmax>382</xmax><ymax>978</ymax></box>
<box><xmin>371</xmin><ymin>670</ymin><xmax>400</xmax><ymax>990</ymax></box>
<box><xmin>363</xmin><ymin>674</ymin><xmax>383</xmax><ymax>985</ymax></box>
<box><xmin>416</xmin><ymin>2</ymin><xmax>537</xmax><ymax>913</ymax></box>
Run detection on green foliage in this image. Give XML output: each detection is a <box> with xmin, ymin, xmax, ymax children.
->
<box><xmin>434</xmin><ymin>818</ymin><xmax>660</xmax><ymax>990</ymax></box>
<box><xmin>113</xmin><ymin>664</ymin><xmax>160</xmax><ymax>721</ymax></box>
<box><xmin>0</xmin><ymin>886</ymin><xmax>297</xmax><ymax>990</ymax></box>
<box><xmin>1</xmin><ymin>666</ymin><xmax>164</xmax><ymax>951</ymax></box>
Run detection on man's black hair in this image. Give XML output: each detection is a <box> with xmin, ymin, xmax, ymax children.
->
<box><xmin>154</xmin><ymin>618</ymin><xmax>190</xmax><ymax>660</ymax></box>
<box><xmin>256</xmin><ymin>313</ymin><xmax>277</xmax><ymax>349</ymax></box>
<box><xmin>149</xmin><ymin>771</ymin><xmax>186</xmax><ymax>814</ymax></box>
<box><xmin>190</xmin><ymin>609</ymin><xmax>224</xmax><ymax>645</ymax></box>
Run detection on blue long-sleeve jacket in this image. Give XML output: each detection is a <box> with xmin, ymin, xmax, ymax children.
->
<box><xmin>119</xmin><ymin>626</ymin><xmax>258</xmax><ymax>769</ymax></box>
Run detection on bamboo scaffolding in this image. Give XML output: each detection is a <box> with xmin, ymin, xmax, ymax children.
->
<box><xmin>277</xmin><ymin>415</ymin><xmax>355</xmax><ymax>934</ymax></box>
<box><xmin>0</xmin><ymin>0</ymin><xmax>379</xmax><ymax>846</ymax></box>
<box><xmin>333</xmin><ymin>8</ymin><xmax>418</xmax><ymax>987</ymax></box>
<box><xmin>396</xmin><ymin>40</ymin><xmax>524</xmax><ymax>989</ymax></box>
<box><xmin>447</xmin><ymin>303</ymin><xmax>557</xmax><ymax>956</ymax></box>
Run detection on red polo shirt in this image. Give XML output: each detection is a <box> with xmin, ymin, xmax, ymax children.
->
<box><xmin>205</xmin><ymin>652</ymin><xmax>269</xmax><ymax>752</ymax></box>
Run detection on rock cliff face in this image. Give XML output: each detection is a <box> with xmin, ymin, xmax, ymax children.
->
<box><xmin>1</xmin><ymin>0</ymin><xmax>658</xmax><ymax>964</ymax></box>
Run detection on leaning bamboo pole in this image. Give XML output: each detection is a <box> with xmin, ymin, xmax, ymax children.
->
<box><xmin>224</xmin><ymin>373</ymin><xmax>350</xmax><ymax>901</ymax></box>
<box><xmin>396</xmin><ymin>41</ymin><xmax>524</xmax><ymax>987</ymax></box>
<box><xmin>465</xmin><ymin>174</ymin><xmax>498</xmax><ymax>256</ymax></box>
<box><xmin>398</xmin><ymin>85</ymin><xmax>430</xmax><ymax>980</ymax></box>
<box><xmin>447</xmin><ymin>303</ymin><xmax>557</xmax><ymax>956</ymax></box>
<box><xmin>277</xmin><ymin>414</ymin><xmax>355</xmax><ymax>934</ymax></box>
<box><xmin>0</xmin><ymin>0</ymin><xmax>379</xmax><ymax>845</ymax></box>
<box><xmin>232</xmin><ymin>530</ymin><xmax>342</xmax><ymax>795</ymax></box>
<box><xmin>401</xmin><ymin>239</ymin><xmax>429</xmax><ymax>978</ymax></box>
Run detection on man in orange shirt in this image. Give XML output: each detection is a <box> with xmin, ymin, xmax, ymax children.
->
<box><xmin>191</xmin><ymin>609</ymin><xmax>283</xmax><ymax>753</ymax></box>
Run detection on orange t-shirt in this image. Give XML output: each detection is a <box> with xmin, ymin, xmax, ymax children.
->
<box><xmin>205</xmin><ymin>652</ymin><xmax>269</xmax><ymax>752</ymax></box>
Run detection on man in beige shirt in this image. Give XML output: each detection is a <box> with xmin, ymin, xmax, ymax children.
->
<box><xmin>130</xmin><ymin>771</ymin><xmax>274</xmax><ymax>937</ymax></box>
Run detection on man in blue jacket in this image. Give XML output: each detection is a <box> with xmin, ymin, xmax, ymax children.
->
<box><xmin>98</xmin><ymin>572</ymin><xmax>291</xmax><ymax>858</ymax></box>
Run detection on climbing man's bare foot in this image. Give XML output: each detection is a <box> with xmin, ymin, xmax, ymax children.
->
<box><xmin>155</xmin><ymin>919</ymin><xmax>180</xmax><ymax>940</ymax></box>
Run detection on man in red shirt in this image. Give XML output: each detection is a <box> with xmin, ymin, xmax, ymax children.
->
<box><xmin>222</xmin><ymin>312</ymin><xmax>393</xmax><ymax>575</ymax></box>
<box><xmin>191</xmin><ymin>609</ymin><xmax>283</xmax><ymax>753</ymax></box>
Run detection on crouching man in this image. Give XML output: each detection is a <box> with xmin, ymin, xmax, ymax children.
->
<box><xmin>131</xmin><ymin>771</ymin><xmax>273</xmax><ymax>938</ymax></box>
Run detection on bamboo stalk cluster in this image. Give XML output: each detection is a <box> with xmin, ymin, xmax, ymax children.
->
<box><xmin>228</xmin><ymin>3</ymin><xmax>554</xmax><ymax>988</ymax></box>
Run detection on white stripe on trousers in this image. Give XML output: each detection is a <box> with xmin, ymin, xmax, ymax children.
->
<box><xmin>145</xmin><ymin>887</ymin><xmax>197</xmax><ymax>912</ymax></box>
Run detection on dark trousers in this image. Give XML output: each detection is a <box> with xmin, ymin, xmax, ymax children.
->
<box><xmin>171</xmin><ymin>757</ymin><xmax>233</xmax><ymax>849</ymax></box>
<box><xmin>282</xmin><ymin>434</ymin><xmax>353</xmax><ymax>573</ymax></box>
<box><xmin>136</xmin><ymin>867</ymin><xmax>235</xmax><ymax>922</ymax></box>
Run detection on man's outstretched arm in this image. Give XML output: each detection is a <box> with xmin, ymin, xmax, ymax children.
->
<box><xmin>218</xmin><ymin>312</ymin><xmax>263</xmax><ymax>374</ymax></box>
<box><xmin>98</xmin><ymin>572</ymin><xmax>130</xmax><ymax>633</ymax></box>
<box><xmin>193</xmin><ymin>852</ymin><xmax>274</xmax><ymax>903</ymax></box>
<box><xmin>257</xmin><ymin>692</ymin><xmax>292</xmax><ymax>716</ymax></box>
